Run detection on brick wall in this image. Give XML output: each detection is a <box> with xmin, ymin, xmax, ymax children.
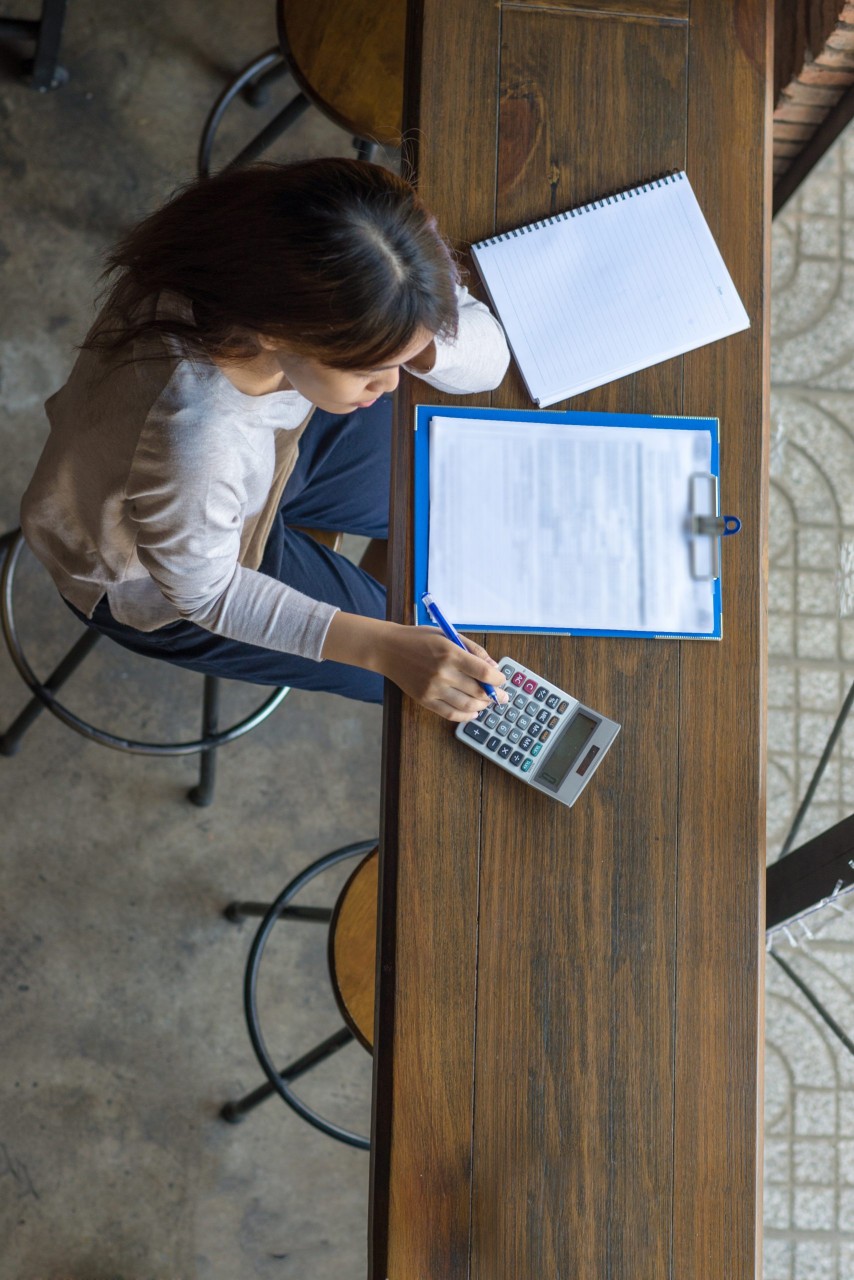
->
<box><xmin>774</xmin><ymin>1</ymin><xmax>854</xmax><ymax>178</ymax></box>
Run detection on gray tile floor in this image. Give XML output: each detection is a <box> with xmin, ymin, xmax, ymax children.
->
<box><xmin>766</xmin><ymin>138</ymin><xmax>854</xmax><ymax>1280</ymax></box>
<box><xmin>2</xmin><ymin>2</ymin><xmax>853</xmax><ymax>1275</ymax></box>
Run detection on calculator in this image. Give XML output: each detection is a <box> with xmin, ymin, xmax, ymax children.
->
<box><xmin>456</xmin><ymin>658</ymin><xmax>621</xmax><ymax>807</ymax></box>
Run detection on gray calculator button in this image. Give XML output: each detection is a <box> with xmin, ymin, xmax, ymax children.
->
<box><xmin>498</xmin><ymin>742</ymin><xmax>512</xmax><ymax>759</ymax></box>
<box><xmin>526</xmin><ymin>701</ymin><xmax>538</xmax><ymax>715</ymax></box>
<box><xmin>497</xmin><ymin>722</ymin><xmax>510</xmax><ymax>736</ymax></box>
<box><xmin>501</xmin><ymin>665</ymin><xmax>515</xmax><ymax>678</ymax></box>
<box><xmin>486</xmin><ymin>736</ymin><xmax>500</xmax><ymax>751</ymax></box>
<box><xmin>504</xmin><ymin>708</ymin><xmax>519</xmax><ymax>723</ymax></box>
<box><xmin>528</xmin><ymin>723</ymin><xmax>541</xmax><ymax>738</ymax></box>
<box><xmin>508</xmin><ymin>729</ymin><xmax>522</xmax><ymax>744</ymax></box>
<box><xmin>463</xmin><ymin>722</ymin><xmax>490</xmax><ymax>744</ymax></box>
<box><xmin>546</xmin><ymin>694</ymin><xmax>559</xmax><ymax>709</ymax></box>
<box><xmin>557</xmin><ymin>700</ymin><xmax>569</xmax><ymax>713</ymax></box>
<box><xmin>509</xmin><ymin>750</ymin><xmax>525</xmax><ymax>767</ymax></box>
<box><xmin>476</xmin><ymin>707</ymin><xmax>491</xmax><ymax>722</ymax></box>
<box><xmin>517</xmin><ymin>714</ymin><xmax>530</xmax><ymax>730</ymax></box>
<box><xmin>519</xmin><ymin>734</ymin><xmax>534</xmax><ymax>751</ymax></box>
<box><xmin>536</xmin><ymin>709</ymin><xmax>550</xmax><ymax>724</ymax></box>
<box><xmin>485</xmin><ymin>713</ymin><xmax>499</xmax><ymax>729</ymax></box>
<box><xmin>514</xmin><ymin>694</ymin><xmax>527</xmax><ymax>709</ymax></box>
<box><xmin>534</xmin><ymin>687</ymin><xmax>549</xmax><ymax>702</ymax></box>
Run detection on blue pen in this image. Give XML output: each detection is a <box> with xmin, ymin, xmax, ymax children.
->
<box><xmin>421</xmin><ymin>592</ymin><xmax>503</xmax><ymax>705</ymax></box>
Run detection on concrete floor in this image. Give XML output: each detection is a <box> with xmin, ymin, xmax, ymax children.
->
<box><xmin>3</xmin><ymin>3</ymin><xmax>854</xmax><ymax>1278</ymax></box>
<box><xmin>0</xmin><ymin>3</ymin><xmax>380</xmax><ymax>1277</ymax></box>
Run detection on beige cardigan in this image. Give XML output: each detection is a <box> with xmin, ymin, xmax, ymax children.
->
<box><xmin>21</xmin><ymin>286</ymin><xmax>510</xmax><ymax>661</ymax></box>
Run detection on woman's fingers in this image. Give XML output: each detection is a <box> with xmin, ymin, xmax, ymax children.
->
<box><xmin>431</xmin><ymin>698</ymin><xmax>483</xmax><ymax>723</ymax></box>
<box><xmin>451</xmin><ymin>649</ymin><xmax>508</xmax><ymax>704</ymax></box>
<box><xmin>374</xmin><ymin>622</ymin><xmax>509</xmax><ymax>721</ymax></box>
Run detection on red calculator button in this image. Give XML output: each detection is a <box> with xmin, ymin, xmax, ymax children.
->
<box><xmin>511</xmin><ymin>672</ymin><xmax>526</xmax><ymax>687</ymax></box>
<box><xmin>523</xmin><ymin>679</ymin><xmax>538</xmax><ymax>694</ymax></box>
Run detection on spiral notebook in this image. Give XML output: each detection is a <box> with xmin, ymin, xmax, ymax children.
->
<box><xmin>471</xmin><ymin>172</ymin><xmax>749</xmax><ymax>407</ymax></box>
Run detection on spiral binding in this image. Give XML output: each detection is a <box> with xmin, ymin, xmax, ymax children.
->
<box><xmin>477</xmin><ymin>171</ymin><xmax>684</xmax><ymax>248</ymax></box>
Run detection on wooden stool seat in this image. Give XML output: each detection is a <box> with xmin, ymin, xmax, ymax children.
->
<box><xmin>279</xmin><ymin>0</ymin><xmax>405</xmax><ymax>145</ymax></box>
<box><xmin>328</xmin><ymin>846</ymin><xmax>378</xmax><ymax>1050</ymax></box>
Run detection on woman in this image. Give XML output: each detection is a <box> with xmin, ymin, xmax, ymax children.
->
<box><xmin>21</xmin><ymin>158</ymin><xmax>510</xmax><ymax>720</ymax></box>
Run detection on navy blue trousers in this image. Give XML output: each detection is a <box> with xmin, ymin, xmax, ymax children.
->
<box><xmin>67</xmin><ymin>397</ymin><xmax>392</xmax><ymax>703</ymax></box>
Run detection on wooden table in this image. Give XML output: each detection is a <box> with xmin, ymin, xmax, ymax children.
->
<box><xmin>370</xmin><ymin>2</ymin><xmax>769</xmax><ymax>1277</ymax></box>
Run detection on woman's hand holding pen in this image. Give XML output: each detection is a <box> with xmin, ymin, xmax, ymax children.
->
<box><xmin>321</xmin><ymin>613</ymin><xmax>508</xmax><ymax>721</ymax></box>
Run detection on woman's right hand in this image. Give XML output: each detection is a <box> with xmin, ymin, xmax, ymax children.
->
<box><xmin>321</xmin><ymin>612</ymin><xmax>508</xmax><ymax>721</ymax></box>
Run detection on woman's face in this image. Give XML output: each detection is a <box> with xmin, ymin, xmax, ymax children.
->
<box><xmin>270</xmin><ymin>328</ymin><xmax>435</xmax><ymax>414</ymax></box>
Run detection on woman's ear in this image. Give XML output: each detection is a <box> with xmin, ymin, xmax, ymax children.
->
<box><xmin>255</xmin><ymin>333</ymin><xmax>281</xmax><ymax>353</ymax></box>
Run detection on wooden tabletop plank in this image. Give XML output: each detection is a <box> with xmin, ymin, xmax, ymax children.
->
<box><xmin>673</xmin><ymin>4</ymin><xmax>770</xmax><ymax>1277</ymax></box>
<box><xmin>468</xmin><ymin>14</ymin><xmax>690</xmax><ymax>1277</ymax></box>
<box><xmin>372</xmin><ymin>2</ymin><xmax>768</xmax><ymax>1276</ymax></box>
<box><xmin>369</xmin><ymin>3</ymin><xmax>502</xmax><ymax>1275</ymax></box>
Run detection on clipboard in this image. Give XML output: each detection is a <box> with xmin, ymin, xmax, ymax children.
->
<box><xmin>412</xmin><ymin>404</ymin><xmax>740</xmax><ymax>641</ymax></box>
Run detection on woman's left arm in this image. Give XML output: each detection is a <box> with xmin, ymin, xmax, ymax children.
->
<box><xmin>404</xmin><ymin>283</ymin><xmax>510</xmax><ymax>394</ymax></box>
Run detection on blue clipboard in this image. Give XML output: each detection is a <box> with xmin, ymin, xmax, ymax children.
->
<box><xmin>412</xmin><ymin>403</ymin><xmax>734</xmax><ymax>641</ymax></box>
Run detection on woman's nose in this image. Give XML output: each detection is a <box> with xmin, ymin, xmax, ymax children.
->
<box><xmin>368</xmin><ymin>367</ymin><xmax>400</xmax><ymax>395</ymax></box>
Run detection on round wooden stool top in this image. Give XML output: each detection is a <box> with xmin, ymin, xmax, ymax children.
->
<box><xmin>279</xmin><ymin>0</ymin><xmax>406</xmax><ymax>145</ymax></box>
<box><xmin>328</xmin><ymin>847</ymin><xmax>378</xmax><ymax>1051</ymax></box>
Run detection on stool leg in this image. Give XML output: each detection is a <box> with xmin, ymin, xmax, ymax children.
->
<box><xmin>223</xmin><ymin>92</ymin><xmax>311</xmax><ymax>172</ymax></box>
<box><xmin>0</xmin><ymin>628</ymin><xmax>101</xmax><ymax>756</ymax></box>
<box><xmin>188</xmin><ymin>675</ymin><xmax>220</xmax><ymax>807</ymax></box>
<box><xmin>220</xmin><ymin>1025</ymin><xmax>354</xmax><ymax>1123</ymax></box>
<box><xmin>242</xmin><ymin>57</ymin><xmax>291</xmax><ymax>107</ymax></box>
<box><xmin>28</xmin><ymin>0</ymin><xmax>69</xmax><ymax>91</ymax></box>
<box><xmin>224</xmin><ymin>902</ymin><xmax>333</xmax><ymax>923</ymax></box>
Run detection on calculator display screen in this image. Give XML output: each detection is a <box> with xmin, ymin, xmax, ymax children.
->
<box><xmin>536</xmin><ymin>711</ymin><xmax>599</xmax><ymax>791</ymax></box>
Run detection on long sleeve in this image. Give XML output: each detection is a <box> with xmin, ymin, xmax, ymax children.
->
<box><xmin>406</xmin><ymin>282</ymin><xmax>510</xmax><ymax>393</ymax></box>
<box><xmin>125</xmin><ymin>407</ymin><xmax>338</xmax><ymax>662</ymax></box>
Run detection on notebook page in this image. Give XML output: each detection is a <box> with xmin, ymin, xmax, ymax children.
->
<box><xmin>427</xmin><ymin>416</ymin><xmax>715</xmax><ymax>634</ymax></box>
<box><xmin>472</xmin><ymin>174</ymin><xmax>749</xmax><ymax>407</ymax></box>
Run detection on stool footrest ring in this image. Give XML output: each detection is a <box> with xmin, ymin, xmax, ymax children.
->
<box><xmin>1</xmin><ymin>529</ymin><xmax>289</xmax><ymax>756</ymax></box>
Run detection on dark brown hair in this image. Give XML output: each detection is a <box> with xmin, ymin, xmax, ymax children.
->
<box><xmin>86</xmin><ymin>158</ymin><xmax>460</xmax><ymax>369</ymax></box>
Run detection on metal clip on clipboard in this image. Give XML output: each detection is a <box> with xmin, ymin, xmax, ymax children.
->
<box><xmin>688</xmin><ymin>473</ymin><xmax>741</xmax><ymax>581</ymax></box>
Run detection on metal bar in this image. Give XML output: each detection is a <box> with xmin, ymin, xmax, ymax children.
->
<box><xmin>242</xmin><ymin>57</ymin><xmax>291</xmax><ymax>107</ymax></box>
<box><xmin>0</xmin><ymin>627</ymin><xmax>101</xmax><ymax>755</ymax></box>
<box><xmin>28</xmin><ymin>0</ymin><xmax>69</xmax><ymax>91</ymax></box>
<box><xmin>224</xmin><ymin>93</ymin><xmax>310</xmax><ymax>171</ymax></box>
<box><xmin>224</xmin><ymin>902</ymin><xmax>334</xmax><ymax>923</ymax></box>
<box><xmin>0</xmin><ymin>18</ymin><xmax>39</xmax><ymax>39</ymax></box>
<box><xmin>769</xmin><ymin>949</ymin><xmax>854</xmax><ymax>1060</ymax></box>
<box><xmin>779</xmin><ymin>677</ymin><xmax>854</xmax><ymax>859</ymax></box>
<box><xmin>188</xmin><ymin>675</ymin><xmax>220</xmax><ymax>807</ymax></box>
<box><xmin>220</xmin><ymin>1025</ymin><xmax>354</xmax><ymax>1122</ymax></box>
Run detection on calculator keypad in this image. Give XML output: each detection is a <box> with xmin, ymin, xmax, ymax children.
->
<box><xmin>463</xmin><ymin>722</ymin><xmax>490</xmax><ymax>745</ymax></box>
<box><xmin>467</xmin><ymin>664</ymin><xmax>575</xmax><ymax>774</ymax></box>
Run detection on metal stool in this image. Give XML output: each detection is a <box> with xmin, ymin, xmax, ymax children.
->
<box><xmin>221</xmin><ymin>838</ymin><xmax>379</xmax><ymax>1149</ymax></box>
<box><xmin>0</xmin><ymin>529</ymin><xmax>289</xmax><ymax>806</ymax></box>
<box><xmin>766</xmin><ymin>677</ymin><xmax>854</xmax><ymax>1060</ymax></box>
<box><xmin>0</xmin><ymin>0</ymin><xmax>69</xmax><ymax>92</ymax></box>
<box><xmin>197</xmin><ymin>0</ymin><xmax>405</xmax><ymax>176</ymax></box>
